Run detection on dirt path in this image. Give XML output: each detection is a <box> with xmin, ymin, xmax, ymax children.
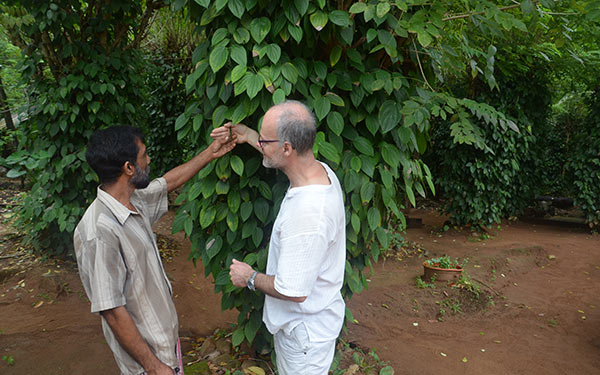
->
<box><xmin>1</xmin><ymin>208</ymin><xmax>599</xmax><ymax>374</ymax></box>
<box><xmin>346</xmin><ymin>209</ymin><xmax>600</xmax><ymax>374</ymax></box>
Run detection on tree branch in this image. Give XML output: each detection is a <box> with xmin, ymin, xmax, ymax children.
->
<box><xmin>443</xmin><ymin>4</ymin><xmax>522</xmax><ymax>22</ymax></box>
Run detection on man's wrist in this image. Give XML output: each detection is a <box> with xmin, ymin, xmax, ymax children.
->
<box><xmin>247</xmin><ymin>270</ymin><xmax>259</xmax><ymax>291</ymax></box>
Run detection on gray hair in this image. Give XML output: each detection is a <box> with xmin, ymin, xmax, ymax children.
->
<box><xmin>273</xmin><ymin>100</ymin><xmax>316</xmax><ymax>155</ymax></box>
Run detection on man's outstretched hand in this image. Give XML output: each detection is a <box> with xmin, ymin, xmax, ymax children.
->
<box><xmin>211</xmin><ymin>122</ymin><xmax>260</xmax><ymax>151</ymax></box>
<box><xmin>208</xmin><ymin>131</ymin><xmax>237</xmax><ymax>159</ymax></box>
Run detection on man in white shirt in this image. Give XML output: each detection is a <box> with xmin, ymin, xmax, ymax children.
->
<box><xmin>217</xmin><ymin>100</ymin><xmax>346</xmax><ymax>375</ymax></box>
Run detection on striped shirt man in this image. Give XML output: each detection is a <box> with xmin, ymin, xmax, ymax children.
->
<box><xmin>74</xmin><ymin>177</ymin><xmax>178</xmax><ymax>374</ymax></box>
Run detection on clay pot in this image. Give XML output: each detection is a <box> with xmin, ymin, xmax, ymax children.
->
<box><xmin>423</xmin><ymin>262</ymin><xmax>463</xmax><ymax>282</ymax></box>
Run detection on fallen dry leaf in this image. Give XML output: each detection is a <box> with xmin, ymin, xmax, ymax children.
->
<box><xmin>243</xmin><ymin>366</ymin><xmax>265</xmax><ymax>375</ymax></box>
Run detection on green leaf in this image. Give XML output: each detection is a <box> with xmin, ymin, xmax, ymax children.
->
<box><xmin>281</xmin><ymin>63</ymin><xmax>299</xmax><ymax>84</ymax></box>
<box><xmin>200</xmin><ymin>206</ymin><xmax>217</xmax><ymax>228</ymax></box>
<box><xmin>379</xmin><ymin>100</ymin><xmax>399</xmax><ymax>133</ymax></box>
<box><xmin>209</xmin><ymin>45</ymin><xmax>229</xmax><ymax>73</ymax></box>
<box><xmin>349</xmin><ymin>2</ymin><xmax>366</xmax><ymax>13</ymax></box>
<box><xmin>330</xmin><ymin>45</ymin><xmax>342</xmax><ymax>67</ymax></box>
<box><xmin>521</xmin><ymin>0</ymin><xmax>535</xmax><ymax>14</ymax></box>
<box><xmin>273</xmin><ymin>88</ymin><xmax>286</xmax><ymax>104</ymax></box>
<box><xmin>379</xmin><ymin>366</ymin><xmax>395</xmax><ymax>375</ymax></box>
<box><xmin>367</xmin><ymin>206</ymin><xmax>381</xmax><ymax>230</ymax></box>
<box><xmin>188</xmin><ymin>181</ymin><xmax>203</xmax><ymax>200</ymax></box>
<box><xmin>228</xmin><ymin>0</ymin><xmax>245</xmax><ymax>18</ymax></box>
<box><xmin>375</xmin><ymin>227</ymin><xmax>390</xmax><ymax>250</ymax></box>
<box><xmin>360</xmin><ymin>182</ymin><xmax>375</xmax><ymax>204</ymax></box>
<box><xmin>205</xmin><ymin>236</ymin><xmax>223</xmax><ymax>261</ymax></box>
<box><xmin>194</xmin><ymin>0</ymin><xmax>210</xmax><ymax>7</ymax></box>
<box><xmin>310</xmin><ymin>11</ymin><xmax>328</xmax><ymax>31</ymax></box>
<box><xmin>351</xmin><ymin>213</ymin><xmax>360</xmax><ymax>234</ymax></box>
<box><xmin>175</xmin><ymin>113</ymin><xmax>188</xmax><ymax>131</ymax></box>
<box><xmin>231</xmin><ymin>65</ymin><xmax>247</xmax><ymax>83</ymax></box>
<box><xmin>250</xmin><ymin>17</ymin><xmax>271</xmax><ymax>43</ymax></box>
<box><xmin>317</xmin><ymin>141</ymin><xmax>340</xmax><ymax>163</ymax></box>
<box><xmin>417</xmin><ymin>31</ymin><xmax>433</xmax><ymax>48</ymax></box>
<box><xmin>228</xmin><ymin>190</ymin><xmax>241</xmax><ymax>213</ymax></box>
<box><xmin>252</xmin><ymin>227</ymin><xmax>263</xmax><ymax>247</ymax></box>
<box><xmin>350</xmin><ymin>156</ymin><xmax>362</xmax><ymax>172</ymax></box>
<box><xmin>227</xmin><ymin>211</ymin><xmax>239</xmax><ymax>231</ymax></box>
<box><xmin>329</xmin><ymin>10</ymin><xmax>350</xmax><ymax>27</ymax></box>
<box><xmin>294</xmin><ymin>0</ymin><xmax>309</xmax><ymax>16</ymax></box>
<box><xmin>244</xmin><ymin>311</ymin><xmax>262</xmax><ymax>343</ymax></box>
<box><xmin>380</xmin><ymin>167</ymin><xmax>393</xmax><ymax>190</ymax></box>
<box><xmin>266</xmin><ymin>44</ymin><xmax>281</xmax><ymax>64</ymax></box>
<box><xmin>313</xmin><ymin>96</ymin><xmax>331</xmax><ymax>121</ymax></box>
<box><xmin>381</xmin><ymin>142</ymin><xmax>401</xmax><ymax>169</ymax></box>
<box><xmin>246</xmin><ymin>74</ymin><xmax>263</xmax><ymax>99</ymax></box>
<box><xmin>230</xmin><ymin>155</ymin><xmax>244</xmax><ymax>175</ymax></box>
<box><xmin>216</xmin><ymin>180</ymin><xmax>230</xmax><ymax>194</ymax></box>
<box><xmin>376</xmin><ymin>2</ymin><xmax>391</xmax><ymax>18</ymax></box>
<box><xmin>325</xmin><ymin>92</ymin><xmax>344</xmax><ymax>107</ymax></box>
<box><xmin>327</xmin><ymin>111</ymin><xmax>344</xmax><ymax>136</ymax></box>
<box><xmin>254</xmin><ymin>198</ymin><xmax>269</xmax><ymax>223</ymax></box>
<box><xmin>230</xmin><ymin>44</ymin><xmax>247</xmax><ymax>66</ymax></box>
<box><xmin>242</xmin><ymin>219</ymin><xmax>257</xmax><ymax>239</ymax></box>
<box><xmin>288</xmin><ymin>24</ymin><xmax>303</xmax><ymax>43</ymax></box>
<box><xmin>405</xmin><ymin>182</ymin><xmax>416</xmax><ymax>207</ymax></box>
<box><xmin>232</xmin><ymin>326</ymin><xmax>245</xmax><ymax>347</ymax></box>
<box><xmin>240</xmin><ymin>201</ymin><xmax>253</xmax><ymax>221</ymax></box>
<box><xmin>354</xmin><ymin>136</ymin><xmax>374</xmax><ymax>156</ymax></box>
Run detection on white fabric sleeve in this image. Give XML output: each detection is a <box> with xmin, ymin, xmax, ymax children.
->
<box><xmin>274</xmin><ymin>230</ymin><xmax>330</xmax><ymax>297</ymax></box>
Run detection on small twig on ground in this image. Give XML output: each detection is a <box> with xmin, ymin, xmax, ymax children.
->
<box><xmin>472</xmin><ymin>277</ymin><xmax>502</xmax><ymax>296</ymax></box>
<box><xmin>0</xmin><ymin>254</ymin><xmax>18</xmax><ymax>260</ymax></box>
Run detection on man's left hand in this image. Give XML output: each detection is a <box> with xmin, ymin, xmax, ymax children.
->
<box><xmin>230</xmin><ymin>259</ymin><xmax>254</xmax><ymax>288</ymax></box>
<box><xmin>209</xmin><ymin>133</ymin><xmax>237</xmax><ymax>159</ymax></box>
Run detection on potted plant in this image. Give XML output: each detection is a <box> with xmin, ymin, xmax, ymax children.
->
<box><xmin>423</xmin><ymin>255</ymin><xmax>463</xmax><ymax>282</ymax></box>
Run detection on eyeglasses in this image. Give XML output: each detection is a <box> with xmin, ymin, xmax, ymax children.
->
<box><xmin>257</xmin><ymin>134</ymin><xmax>279</xmax><ymax>148</ymax></box>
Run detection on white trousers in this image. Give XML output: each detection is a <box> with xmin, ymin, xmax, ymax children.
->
<box><xmin>273</xmin><ymin>323</ymin><xmax>336</xmax><ymax>375</ymax></box>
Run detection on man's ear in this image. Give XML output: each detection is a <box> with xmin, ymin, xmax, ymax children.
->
<box><xmin>123</xmin><ymin>161</ymin><xmax>135</xmax><ymax>176</ymax></box>
<box><xmin>282</xmin><ymin>141</ymin><xmax>294</xmax><ymax>155</ymax></box>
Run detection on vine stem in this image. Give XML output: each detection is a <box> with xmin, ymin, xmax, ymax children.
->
<box><xmin>412</xmin><ymin>37</ymin><xmax>435</xmax><ymax>92</ymax></box>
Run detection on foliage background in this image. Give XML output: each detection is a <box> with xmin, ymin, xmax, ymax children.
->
<box><xmin>0</xmin><ymin>0</ymin><xmax>598</xmax><ymax>357</ymax></box>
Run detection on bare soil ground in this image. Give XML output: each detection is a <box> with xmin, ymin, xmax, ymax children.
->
<box><xmin>1</xmin><ymin>199</ymin><xmax>599</xmax><ymax>374</ymax></box>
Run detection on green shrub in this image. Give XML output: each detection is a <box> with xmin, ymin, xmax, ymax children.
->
<box><xmin>172</xmin><ymin>0</ymin><xmax>532</xmax><ymax>352</ymax></box>
<box><xmin>3</xmin><ymin>1</ymin><xmax>162</xmax><ymax>255</ymax></box>
<box><xmin>567</xmin><ymin>89</ymin><xmax>600</xmax><ymax>228</ymax></box>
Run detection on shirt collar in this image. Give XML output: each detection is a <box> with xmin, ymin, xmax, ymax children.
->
<box><xmin>97</xmin><ymin>186</ymin><xmax>137</xmax><ymax>225</ymax></box>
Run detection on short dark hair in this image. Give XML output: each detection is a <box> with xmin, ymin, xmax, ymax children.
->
<box><xmin>85</xmin><ymin>126</ymin><xmax>145</xmax><ymax>185</ymax></box>
<box><xmin>275</xmin><ymin>100</ymin><xmax>316</xmax><ymax>155</ymax></box>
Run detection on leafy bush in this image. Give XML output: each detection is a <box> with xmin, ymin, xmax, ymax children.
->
<box><xmin>143</xmin><ymin>9</ymin><xmax>202</xmax><ymax>178</ymax></box>
<box><xmin>567</xmin><ymin>89</ymin><xmax>600</xmax><ymax>228</ymax></box>
<box><xmin>3</xmin><ymin>1</ymin><xmax>163</xmax><ymax>255</ymax></box>
<box><xmin>428</xmin><ymin>52</ymin><xmax>552</xmax><ymax>227</ymax></box>
<box><xmin>172</xmin><ymin>0</ymin><xmax>532</xmax><ymax>352</ymax></box>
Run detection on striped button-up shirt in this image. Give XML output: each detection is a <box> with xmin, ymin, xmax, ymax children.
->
<box><xmin>74</xmin><ymin>178</ymin><xmax>178</xmax><ymax>375</ymax></box>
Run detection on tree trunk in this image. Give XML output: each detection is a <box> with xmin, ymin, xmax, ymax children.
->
<box><xmin>0</xmin><ymin>74</ymin><xmax>15</xmax><ymax>132</ymax></box>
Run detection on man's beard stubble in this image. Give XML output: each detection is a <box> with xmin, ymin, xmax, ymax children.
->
<box><xmin>131</xmin><ymin>164</ymin><xmax>151</xmax><ymax>189</ymax></box>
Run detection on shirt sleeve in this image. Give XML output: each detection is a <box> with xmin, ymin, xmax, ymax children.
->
<box><xmin>132</xmin><ymin>177</ymin><xmax>168</xmax><ymax>226</ymax></box>
<box><xmin>273</xmin><ymin>226</ymin><xmax>330</xmax><ymax>298</ymax></box>
<box><xmin>77</xmin><ymin>232</ymin><xmax>128</xmax><ymax>314</ymax></box>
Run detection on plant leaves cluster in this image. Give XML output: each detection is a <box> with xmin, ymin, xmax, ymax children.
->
<box><xmin>0</xmin><ymin>1</ymin><xmax>162</xmax><ymax>254</ymax></box>
<box><xmin>172</xmin><ymin>0</ymin><xmax>536</xmax><ymax>351</ymax></box>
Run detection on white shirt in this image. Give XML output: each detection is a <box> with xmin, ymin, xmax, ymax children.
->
<box><xmin>263</xmin><ymin>162</ymin><xmax>346</xmax><ymax>342</ymax></box>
